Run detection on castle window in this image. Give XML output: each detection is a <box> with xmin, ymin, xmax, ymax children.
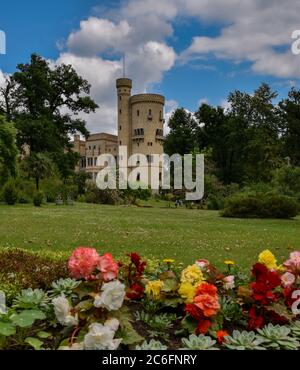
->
<box><xmin>159</xmin><ymin>111</ymin><xmax>163</xmax><ymax>121</ymax></box>
<box><xmin>119</xmin><ymin>141</ymin><xmax>122</xmax><ymax>145</ymax></box>
<box><xmin>148</xmin><ymin>109</ymin><xmax>153</xmax><ymax>120</ymax></box>
<box><xmin>119</xmin><ymin>109</ymin><xmax>122</xmax><ymax>114</ymax></box>
<box><xmin>119</xmin><ymin>126</ymin><xmax>122</xmax><ymax>130</ymax></box>
<box><xmin>147</xmin><ymin>155</ymin><xmax>153</xmax><ymax>163</ymax></box>
<box><xmin>137</xmin><ymin>110</ymin><xmax>140</xmax><ymax>116</ymax></box>
<box><xmin>137</xmin><ymin>173</ymin><xmax>140</xmax><ymax>181</ymax></box>
<box><xmin>148</xmin><ymin>142</ymin><xmax>153</xmax><ymax>146</ymax></box>
<box><xmin>94</xmin><ymin>158</ymin><xmax>97</xmax><ymax>166</ymax></box>
<box><xmin>119</xmin><ymin>96</ymin><xmax>122</xmax><ymax>101</ymax></box>
<box><xmin>159</xmin><ymin>172</ymin><xmax>162</xmax><ymax>181</ymax></box>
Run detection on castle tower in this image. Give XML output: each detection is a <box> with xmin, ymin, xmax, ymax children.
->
<box><xmin>116</xmin><ymin>78</ymin><xmax>132</xmax><ymax>152</ymax></box>
<box><xmin>116</xmin><ymin>78</ymin><xmax>165</xmax><ymax>188</ymax></box>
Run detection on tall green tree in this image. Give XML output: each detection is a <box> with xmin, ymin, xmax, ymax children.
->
<box><xmin>279</xmin><ymin>88</ymin><xmax>300</xmax><ymax>166</ymax></box>
<box><xmin>164</xmin><ymin>108</ymin><xmax>198</xmax><ymax>156</ymax></box>
<box><xmin>195</xmin><ymin>104</ymin><xmax>247</xmax><ymax>183</ymax></box>
<box><xmin>0</xmin><ymin>115</ymin><xmax>18</xmax><ymax>185</ymax></box>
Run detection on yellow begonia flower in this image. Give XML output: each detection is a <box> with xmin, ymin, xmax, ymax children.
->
<box><xmin>163</xmin><ymin>259</ymin><xmax>175</xmax><ymax>264</ymax></box>
<box><xmin>258</xmin><ymin>250</ymin><xmax>277</xmax><ymax>270</ymax></box>
<box><xmin>224</xmin><ymin>260</ymin><xmax>235</xmax><ymax>265</ymax></box>
<box><xmin>145</xmin><ymin>280</ymin><xmax>164</xmax><ymax>300</ymax></box>
<box><xmin>178</xmin><ymin>282</ymin><xmax>196</xmax><ymax>303</ymax></box>
<box><xmin>181</xmin><ymin>264</ymin><xmax>204</xmax><ymax>285</ymax></box>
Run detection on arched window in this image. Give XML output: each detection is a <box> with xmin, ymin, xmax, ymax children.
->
<box><xmin>137</xmin><ymin>173</ymin><xmax>140</xmax><ymax>181</ymax></box>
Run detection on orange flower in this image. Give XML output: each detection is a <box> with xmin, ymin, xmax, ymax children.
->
<box><xmin>195</xmin><ymin>282</ymin><xmax>218</xmax><ymax>296</ymax></box>
<box><xmin>216</xmin><ymin>330</ymin><xmax>229</xmax><ymax>344</ymax></box>
<box><xmin>193</xmin><ymin>282</ymin><xmax>220</xmax><ymax>317</ymax></box>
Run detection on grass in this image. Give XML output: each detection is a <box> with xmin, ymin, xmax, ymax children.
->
<box><xmin>0</xmin><ymin>202</ymin><xmax>299</xmax><ymax>270</ymax></box>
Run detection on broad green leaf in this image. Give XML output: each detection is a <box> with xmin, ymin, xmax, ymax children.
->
<box><xmin>25</xmin><ymin>337</ymin><xmax>43</xmax><ymax>350</ymax></box>
<box><xmin>10</xmin><ymin>310</ymin><xmax>46</xmax><ymax>328</ymax></box>
<box><xmin>0</xmin><ymin>322</ymin><xmax>16</xmax><ymax>336</ymax></box>
<box><xmin>37</xmin><ymin>331</ymin><xmax>51</xmax><ymax>339</ymax></box>
<box><xmin>117</xmin><ymin>321</ymin><xmax>144</xmax><ymax>345</ymax></box>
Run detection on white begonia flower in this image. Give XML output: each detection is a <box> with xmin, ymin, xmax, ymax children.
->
<box><xmin>52</xmin><ymin>294</ymin><xmax>78</xmax><ymax>327</ymax></box>
<box><xmin>94</xmin><ymin>280</ymin><xmax>125</xmax><ymax>311</ymax></box>
<box><xmin>84</xmin><ymin>321</ymin><xmax>122</xmax><ymax>350</ymax></box>
<box><xmin>105</xmin><ymin>317</ymin><xmax>120</xmax><ymax>332</ymax></box>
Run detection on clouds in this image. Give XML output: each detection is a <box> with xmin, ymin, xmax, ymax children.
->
<box><xmin>52</xmin><ymin>0</ymin><xmax>300</xmax><ymax>134</ymax></box>
<box><xmin>55</xmin><ymin>2</ymin><xmax>177</xmax><ymax>134</ymax></box>
<box><xmin>67</xmin><ymin>18</ymin><xmax>131</xmax><ymax>56</ymax></box>
<box><xmin>181</xmin><ymin>0</ymin><xmax>300</xmax><ymax>78</ymax></box>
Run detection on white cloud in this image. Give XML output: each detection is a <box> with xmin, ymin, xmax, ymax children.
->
<box><xmin>180</xmin><ymin>0</ymin><xmax>300</xmax><ymax>78</ymax></box>
<box><xmin>164</xmin><ymin>99</ymin><xmax>179</xmax><ymax>135</ymax></box>
<box><xmin>51</xmin><ymin>0</ymin><xmax>300</xmax><ymax>134</ymax></box>
<box><xmin>67</xmin><ymin>18</ymin><xmax>131</xmax><ymax>56</ymax></box>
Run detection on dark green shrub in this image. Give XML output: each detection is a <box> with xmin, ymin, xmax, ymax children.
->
<box><xmin>85</xmin><ymin>183</ymin><xmax>122</xmax><ymax>205</ymax></box>
<box><xmin>18</xmin><ymin>193</ymin><xmax>31</xmax><ymax>204</ymax></box>
<box><xmin>207</xmin><ymin>195</ymin><xmax>225</xmax><ymax>210</ymax></box>
<box><xmin>33</xmin><ymin>191</ymin><xmax>44</xmax><ymax>207</ymax></box>
<box><xmin>222</xmin><ymin>192</ymin><xmax>299</xmax><ymax>219</ymax></box>
<box><xmin>3</xmin><ymin>179</ymin><xmax>18</xmax><ymax>205</ymax></box>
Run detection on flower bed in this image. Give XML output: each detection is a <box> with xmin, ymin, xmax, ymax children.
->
<box><xmin>0</xmin><ymin>247</ymin><xmax>300</xmax><ymax>350</ymax></box>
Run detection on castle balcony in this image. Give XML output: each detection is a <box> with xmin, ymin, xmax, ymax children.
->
<box><xmin>155</xmin><ymin>134</ymin><xmax>165</xmax><ymax>141</ymax></box>
<box><xmin>132</xmin><ymin>134</ymin><xmax>145</xmax><ymax>142</ymax></box>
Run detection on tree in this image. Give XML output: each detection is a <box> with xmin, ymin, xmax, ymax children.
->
<box><xmin>22</xmin><ymin>153</ymin><xmax>54</xmax><ymax>190</ymax></box>
<box><xmin>0</xmin><ymin>115</ymin><xmax>18</xmax><ymax>185</ymax></box>
<box><xmin>164</xmin><ymin>108</ymin><xmax>198</xmax><ymax>156</ymax></box>
<box><xmin>195</xmin><ymin>104</ymin><xmax>247</xmax><ymax>183</ymax></box>
<box><xmin>6</xmin><ymin>54</ymin><xmax>98</xmax><ymax>178</ymax></box>
<box><xmin>279</xmin><ymin>88</ymin><xmax>300</xmax><ymax>166</ymax></box>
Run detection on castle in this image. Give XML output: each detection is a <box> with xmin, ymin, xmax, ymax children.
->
<box><xmin>74</xmin><ymin>78</ymin><xmax>165</xmax><ymax>183</ymax></box>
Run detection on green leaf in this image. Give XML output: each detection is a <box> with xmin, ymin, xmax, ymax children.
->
<box><xmin>75</xmin><ymin>299</ymin><xmax>94</xmax><ymax>312</ymax></box>
<box><xmin>0</xmin><ymin>322</ymin><xmax>16</xmax><ymax>336</ymax></box>
<box><xmin>37</xmin><ymin>331</ymin><xmax>51</xmax><ymax>339</ymax></box>
<box><xmin>117</xmin><ymin>321</ymin><xmax>144</xmax><ymax>345</ymax></box>
<box><xmin>181</xmin><ymin>315</ymin><xmax>198</xmax><ymax>334</ymax></box>
<box><xmin>25</xmin><ymin>337</ymin><xmax>44</xmax><ymax>350</ymax></box>
<box><xmin>10</xmin><ymin>310</ymin><xmax>46</xmax><ymax>328</ymax></box>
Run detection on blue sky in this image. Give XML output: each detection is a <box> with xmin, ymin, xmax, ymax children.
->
<box><xmin>1</xmin><ymin>0</ymin><xmax>300</xmax><ymax>134</ymax></box>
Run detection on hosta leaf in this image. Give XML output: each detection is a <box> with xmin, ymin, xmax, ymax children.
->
<box><xmin>0</xmin><ymin>322</ymin><xmax>16</xmax><ymax>336</ymax></box>
<box><xmin>25</xmin><ymin>337</ymin><xmax>43</xmax><ymax>350</ymax></box>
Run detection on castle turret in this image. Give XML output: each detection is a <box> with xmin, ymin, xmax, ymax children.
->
<box><xmin>116</xmin><ymin>78</ymin><xmax>132</xmax><ymax>152</ymax></box>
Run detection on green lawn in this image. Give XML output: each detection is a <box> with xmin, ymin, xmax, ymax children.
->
<box><xmin>0</xmin><ymin>202</ymin><xmax>299</xmax><ymax>270</ymax></box>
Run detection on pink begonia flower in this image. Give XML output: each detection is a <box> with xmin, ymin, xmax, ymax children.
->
<box><xmin>196</xmin><ymin>259</ymin><xmax>209</xmax><ymax>269</ymax></box>
<box><xmin>68</xmin><ymin>247</ymin><xmax>99</xmax><ymax>280</ymax></box>
<box><xmin>281</xmin><ymin>272</ymin><xmax>296</xmax><ymax>287</ymax></box>
<box><xmin>97</xmin><ymin>253</ymin><xmax>119</xmax><ymax>281</ymax></box>
<box><xmin>284</xmin><ymin>251</ymin><xmax>300</xmax><ymax>275</ymax></box>
<box><xmin>223</xmin><ymin>275</ymin><xmax>235</xmax><ymax>290</ymax></box>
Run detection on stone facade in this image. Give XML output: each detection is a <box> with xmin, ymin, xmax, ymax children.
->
<box><xmin>73</xmin><ymin>133</ymin><xmax>118</xmax><ymax>180</ymax></box>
